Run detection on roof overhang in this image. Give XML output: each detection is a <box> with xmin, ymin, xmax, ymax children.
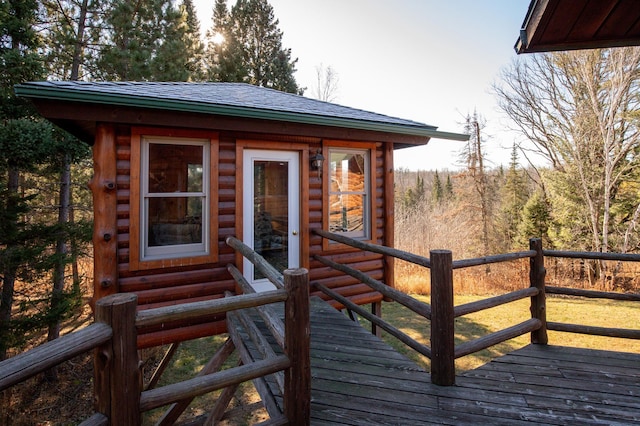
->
<box><xmin>515</xmin><ymin>0</ymin><xmax>640</xmax><ymax>54</ymax></box>
<box><xmin>15</xmin><ymin>82</ymin><xmax>468</xmax><ymax>148</ymax></box>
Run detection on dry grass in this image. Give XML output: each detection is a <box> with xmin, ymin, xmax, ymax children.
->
<box><xmin>390</xmin><ymin>259</ymin><xmax>639</xmax><ymax>373</ymax></box>
<box><xmin>141</xmin><ymin>337</ymin><xmax>269</xmax><ymax>425</ymax></box>
<box><xmin>395</xmin><ymin>256</ymin><xmax>640</xmax><ymax>296</ymax></box>
<box><xmin>381</xmin><ymin>293</ymin><xmax>640</xmax><ymax>373</ymax></box>
<box><xmin>394</xmin><ymin>258</ymin><xmax>531</xmax><ymax>296</ymax></box>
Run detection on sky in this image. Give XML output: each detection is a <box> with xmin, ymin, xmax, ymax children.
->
<box><xmin>193</xmin><ymin>0</ymin><xmax>532</xmax><ymax>171</ymax></box>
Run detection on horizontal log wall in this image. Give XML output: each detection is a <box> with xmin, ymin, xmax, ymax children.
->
<box><xmin>309</xmin><ymin>143</ymin><xmax>385</xmax><ymax>309</ymax></box>
<box><xmin>116</xmin><ymin>129</ymin><xmax>234</xmax><ymax>347</ymax></box>
<box><xmin>109</xmin><ymin>127</ymin><xmax>388</xmax><ymax>346</ymax></box>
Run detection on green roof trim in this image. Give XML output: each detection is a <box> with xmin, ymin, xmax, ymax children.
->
<box><xmin>15</xmin><ymin>82</ymin><xmax>469</xmax><ymax>141</ymax></box>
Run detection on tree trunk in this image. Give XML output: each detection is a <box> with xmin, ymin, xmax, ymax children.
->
<box><xmin>48</xmin><ymin>155</ymin><xmax>71</xmax><ymax>344</ymax></box>
<box><xmin>0</xmin><ymin>168</ymin><xmax>20</xmax><ymax>361</ymax></box>
<box><xmin>45</xmin><ymin>0</ymin><xmax>89</xmax><ymax>357</ymax></box>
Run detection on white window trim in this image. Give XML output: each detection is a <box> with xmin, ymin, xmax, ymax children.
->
<box><xmin>328</xmin><ymin>147</ymin><xmax>371</xmax><ymax>240</ymax></box>
<box><xmin>140</xmin><ymin>136</ymin><xmax>210</xmax><ymax>262</ymax></box>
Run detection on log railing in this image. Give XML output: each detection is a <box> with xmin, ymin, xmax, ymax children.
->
<box><xmin>314</xmin><ymin>231</ymin><xmax>640</xmax><ymax>386</ymax></box>
<box><xmin>0</xmin><ymin>248</ymin><xmax>310</xmax><ymax>425</ymax></box>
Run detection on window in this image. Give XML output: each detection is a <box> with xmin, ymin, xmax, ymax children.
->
<box><xmin>142</xmin><ymin>138</ymin><xmax>209</xmax><ymax>258</ymax></box>
<box><xmin>328</xmin><ymin>148</ymin><xmax>370</xmax><ymax>240</ymax></box>
<box><xmin>130</xmin><ymin>129</ymin><xmax>218</xmax><ymax>270</ymax></box>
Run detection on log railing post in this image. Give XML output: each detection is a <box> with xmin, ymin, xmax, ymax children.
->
<box><xmin>430</xmin><ymin>250</ymin><xmax>455</xmax><ymax>386</ymax></box>
<box><xmin>529</xmin><ymin>238</ymin><xmax>548</xmax><ymax>344</ymax></box>
<box><xmin>283</xmin><ymin>268</ymin><xmax>310</xmax><ymax>425</ymax></box>
<box><xmin>94</xmin><ymin>293</ymin><xmax>141</xmax><ymax>425</ymax></box>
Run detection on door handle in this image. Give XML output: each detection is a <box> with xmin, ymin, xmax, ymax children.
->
<box><xmin>292</xmin><ymin>230</ymin><xmax>298</xmax><ymax>236</ymax></box>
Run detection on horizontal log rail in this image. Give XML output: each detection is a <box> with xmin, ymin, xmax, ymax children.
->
<box><xmin>545</xmin><ymin>285</ymin><xmax>640</xmax><ymax>301</ymax></box>
<box><xmin>451</xmin><ymin>250</ymin><xmax>536</xmax><ymax>269</ymax></box>
<box><xmin>547</xmin><ymin>322</ymin><xmax>640</xmax><ymax>339</ymax></box>
<box><xmin>227</xmin><ymin>310</ymin><xmax>285</xmax><ymax>417</ymax></box>
<box><xmin>135</xmin><ymin>290</ymin><xmax>288</xmax><ymax>329</ymax></box>
<box><xmin>543</xmin><ymin>249</ymin><xmax>640</xmax><ymax>261</ymax></box>
<box><xmin>0</xmin><ymin>323</ymin><xmax>112</xmax><ymax>391</ymax></box>
<box><xmin>226</xmin><ymin>236</ymin><xmax>284</xmax><ymax>289</ymax></box>
<box><xmin>314</xmin><ymin>229</ymin><xmax>431</xmax><ymax>268</ymax></box>
<box><xmin>156</xmin><ymin>338</ymin><xmax>235</xmax><ymax>425</ymax></box>
<box><xmin>140</xmin><ymin>355</ymin><xmax>291</xmax><ymax>412</ymax></box>
<box><xmin>78</xmin><ymin>413</ymin><xmax>108</xmax><ymax>426</ymax></box>
<box><xmin>454</xmin><ymin>287</ymin><xmax>539</xmax><ymax>317</ymax></box>
<box><xmin>313</xmin><ymin>254</ymin><xmax>432</xmax><ymax>320</ymax></box>
<box><xmin>227</xmin><ymin>264</ymin><xmax>286</xmax><ymax>348</ymax></box>
<box><xmin>312</xmin><ymin>282</ymin><xmax>432</xmax><ymax>359</ymax></box>
<box><xmin>313</xmin><ymin>232</ymin><xmax>640</xmax><ymax>389</ymax></box>
<box><xmin>455</xmin><ymin>319</ymin><xmax>542</xmax><ymax>359</ymax></box>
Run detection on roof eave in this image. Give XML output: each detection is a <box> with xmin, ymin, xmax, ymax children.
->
<box><xmin>14</xmin><ymin>83</ymin><xmax>468</xmax><ymax>142</ymax></box>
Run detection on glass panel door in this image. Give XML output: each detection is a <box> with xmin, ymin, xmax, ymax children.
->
<box><xmin>243</xmin><ymin>150</ymin><xmax>300</xmax><ymax>291</ymax></box>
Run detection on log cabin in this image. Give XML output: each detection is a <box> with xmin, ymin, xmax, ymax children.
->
<box><xmin>15</xmin><ymin>81</ymin><xmax>467</xmax><ymax>348</ymax></box>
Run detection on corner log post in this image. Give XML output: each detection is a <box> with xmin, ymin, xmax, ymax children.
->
<box><xmin>89</xmin><ymin>123</ymin><xmax>118</xmax><ymax>305</ymax></box>
<box><xmin>430</xmin><ymin>250</ymin><xmax>455</xmax><ymax>386</ymax></box>
<box><xmin>529</xmin><ymin>238</ymin><xmax>548</xmax><ymax>344</ymax></box>
<box><xmin>283</xmin><ymin>268</ymin><xmax>311</xmax><ymax>425</ymax></box>
<box><xmin>94</xmin><ymin>293</ymin><xmax>141</xmax><ymax>424</ymax></box>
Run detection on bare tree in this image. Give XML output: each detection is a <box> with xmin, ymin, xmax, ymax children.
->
<box><xmin>495</xmin><ymin>48</ymin><xmax>640</xmax><ymax>289</ymax></box>
<box><xmin>494</xmin><ymin>49</ymin><xmax>640</xmax><ymax>255</ymax></box>
<box><xmin>456</xmin><ymin>112</ymin><xmax>494</xmax><ymax>258</ymax></box>
<box><xmin>312</xmin><ymin>63</ymin><xmax>339</xmax><ymax>102</ymax></box>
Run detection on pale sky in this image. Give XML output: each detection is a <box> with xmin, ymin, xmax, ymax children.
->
<box><xmin>194</xmin><ymin>0</ymin><xmax>532</xmax><ymax>171</ymax></box>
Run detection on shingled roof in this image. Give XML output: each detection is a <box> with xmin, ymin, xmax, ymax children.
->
<box><xmin>15</xmin><ymin>81</ymin><xmax>467</xmax><ymax>144</ymax></box>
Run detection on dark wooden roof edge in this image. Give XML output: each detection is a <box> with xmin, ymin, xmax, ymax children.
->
<box><xmin>515</xmin><ymin>0</ymin><xmax>640</xmax><ymax>54</ymax></box>
<box><xmin>28</xmin><ymin>98</ymin><xmax>437</xmax><ymax>148</ymax></box>
<box><xmin>15</xmin><ymin>81</ymin><xmax>469</xmax><ymax>145</ymax></box>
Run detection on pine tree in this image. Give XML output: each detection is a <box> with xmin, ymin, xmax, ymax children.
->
<box><xmin>181</xmin><ymin>0</ymin><xmax>205</xmax><ymax>80</ymax></box>
<box><xmin>402</xmin><ymin>173</ymin><xmax>424</xmax><ymax>211</ymax></box>
<box><xmin>0</xmin><ymin>0</ymin><xmax>52</xmax><ymax>360</ymax></box>
<box><xmin>431</xmin><ymin>171</ymin><xmax>443</xmax><ymax>205</ymax></box>
<box><xmin>205</xmin><ymin>0</ymin><xmax>302</xmax><ymax>94</ymax></box>
<box><xmin>517</xmin><ymin>190</ymin><xmax>552</xmax><ymax>249</ymax></box>
<box><xmin>40</xmin><ymin>0</ymin><xmax>106</xmax><ymax>80</ymax></box>
<box><xmin>205</xmin><ymin>0</ymin><xmax>246</xmax><ymax>82</ymax></box>
<box><xmin>150</xmin><ymin>0</ymin><xmax>205</xmax><ymax>81</ymax></box>
<box><xmin>444</xmin><ymin>174</ymin><xmax>454</xmax><ymax>201</ymax></box>
<box><xmin>496</xmin><ymin>144</ymin><xmax>529</xmax><ymax>250</ymax></box>
<box><xmin>39</xmin><ymin>1</ymin><xmax>95</xmax><ymax>359</ymax></box>
<box><xmin>97</xmin><ymin>0</ymin><xmax>163</xmax><ymax>80</ymax></box>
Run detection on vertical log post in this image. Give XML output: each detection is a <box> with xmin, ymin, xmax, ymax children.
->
<box><xmin>371</xmin><ymin>302</ymin><xmax>382</xmax><ymax>337</ymax></box>
<box><xmin>529</xmin><ymin>238</ymin><xmax>548</xmax><ymax>344</ymax></box>
<box><xmin>383</xmin><ymin>142</ymin><xmax>395</xmax><ymax>292</ymax></box>
<box><xmin>430</xmin><ymin>250</ymin><xmax>455</xmax><ymax>386</ymax></box>
<box><xmin>94</xmin><ymin>293</ymin><xmax>141</xmax><ymax>425</ymax></box>
<box><xmin>283</xmin><ymin>268</ymin><xmax>310</xmax><ymax>425</ymax></box>
<box><xmin>89</xmin><ymin>124</ymin><xmax>118</xmax><ymax>306</ymax></box>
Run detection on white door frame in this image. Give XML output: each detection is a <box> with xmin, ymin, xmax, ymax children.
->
<box><xmin>243</xmin><ymin>149</ymin><xmax>300</xmax><ymax>292</ymax></box>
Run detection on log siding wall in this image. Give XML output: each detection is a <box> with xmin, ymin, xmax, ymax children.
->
<box><xmin>104</xmin><ymin>126</ymin><xmax>389</xmax><ymax>347</ymax></box>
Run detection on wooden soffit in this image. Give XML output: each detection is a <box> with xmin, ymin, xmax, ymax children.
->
<box><xmin>516</xmin><ymin>0</ymin><xmax>640</xmax><ymax>54</ymax></box>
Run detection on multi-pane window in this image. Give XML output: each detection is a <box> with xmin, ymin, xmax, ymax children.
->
<box><xmin>328</xmin><ymin>149</ymin><xmax>370</xmax><ymax>239</ymax></box>
<box><xmin>141</xmin><ymin>137</ymin><xmax>210</xmax><ymax>261</ymax></box>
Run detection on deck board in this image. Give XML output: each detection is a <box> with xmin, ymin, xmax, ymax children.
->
<box><xmin>236</xmin><ymin>297</ymin><xmax>640</xmax><ymax>425</ymax></box>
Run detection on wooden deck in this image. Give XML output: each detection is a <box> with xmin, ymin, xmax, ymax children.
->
<box><xmin>234</xmin><ymin>297</ymin><xmax>640</xmax><ymax>425</ymax></box>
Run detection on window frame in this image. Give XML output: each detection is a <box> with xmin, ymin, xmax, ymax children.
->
<box><xmin>322</xmin><ymin>141</ymin><xmax>376</xmax><ymax>251</ymax></box>
<box><xmin>130</xmin><ymin>127</ymin><xmax>218</xmax><ymax>271</ymax></box>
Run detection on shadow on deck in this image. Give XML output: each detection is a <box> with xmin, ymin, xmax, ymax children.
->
<box><xmin>238</xmin><ymin>297</ymin><xmax>640</xmax><ymax>425</ymax></box>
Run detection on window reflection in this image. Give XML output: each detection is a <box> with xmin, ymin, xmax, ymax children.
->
<box><xmin>329</xmin><ymin>151</ymin><xmax>368</xmax><ymax>237</ymax></box>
